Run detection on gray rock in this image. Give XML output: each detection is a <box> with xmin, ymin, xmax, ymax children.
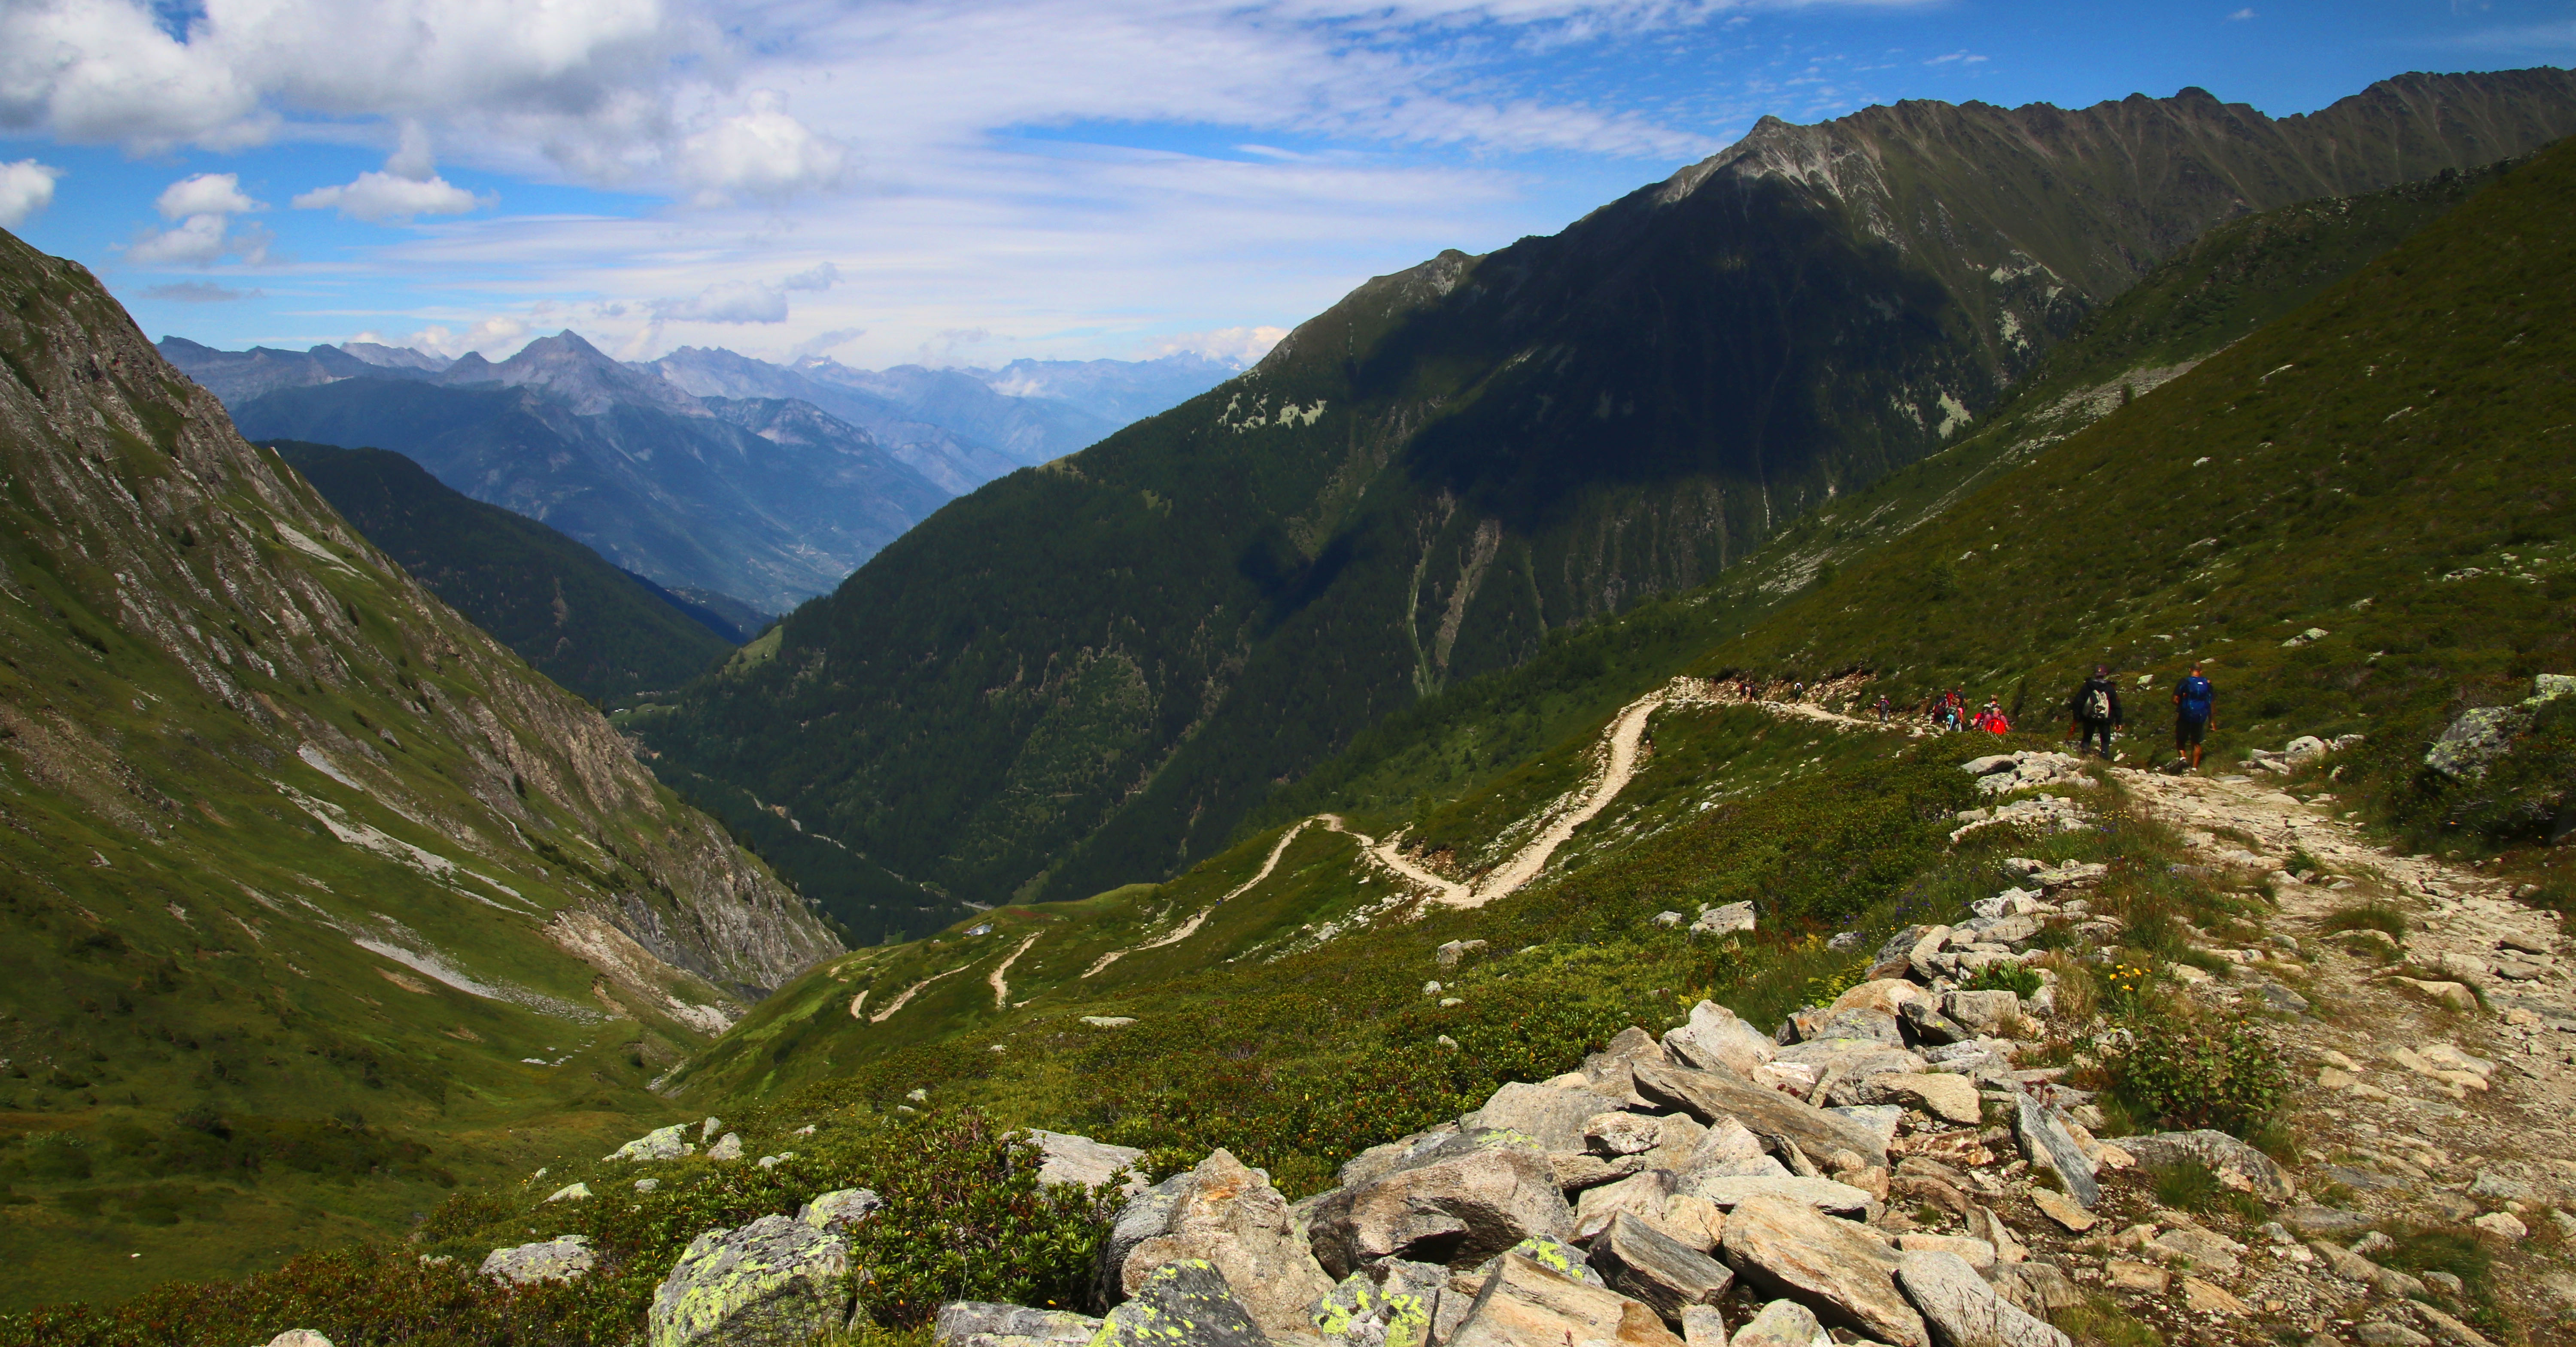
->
<box><xmin>1941</xmin><ymin>992</ymin><xmax>2021</xmax><ymax>1038</ymax></box>
<box><xmin>1467</xmin><ymin>1081</ymin><xmax>1628</xmax><ymax>1155</ymax></box>
<box><xmin>1693</xmin><ymin>904</ymin><xmax>1756</xmax><ymax>939</ymax></box>
<box><xmin>1445</xmin><ymin>1250</ymin><xmax>1683</xmax><ymax>1347</ymax></box>
<box><xmin>1898</xmin><ymin>999</ymin><xmax>1973</xmax><ymax>1047</ymax></box>
<box><xmin>799</xmin><ymin>1188</ymin><xmax>884</xmax><ymax>1232</ymax></box>
<box><xmin>2412</xmin><ymin>1301</ymin><xmax>2498</xmax><ymax>1347</ymax></box>
<box><xmin>2281</xmin><ymin>1206</ymin><xmax>2371</xmax><ymax>1238</ymax></box>
<box><xmin>936</xmin><ymin>1301</ymin><xmax>1107</xmax><ymax>1347</ymax></box>
<box><xmin>1727</xmin><ymin>1301</ymin><xmax>1827</xmax><ymax>1347</ymax></box>
<box><xmin>1437</xmin><ymin>940</ymin><xmax>1488</xmax><ymax>968</ymax></box>
<box><xmin>647</xmin><ymin>1215</ymin><xmax>854</xmax><ymax>1347</ymax></box>
<box><xmin>480</xmin><ymin>1235</ymin><xmax>595</xmax><ymax>1286</ymax></box>
<box><xmin>607</xmin><ymin>1124</ymin><xmax>693</xmax><ymax>1162</ymax></box>
<box><xmin>2115</xmin><ymin>1131</ymin><xmax>2292</xmax><ymax>1201</ymax></box>
<box><xmin>2468</xmin><ymin>1171</ymin><xmax>2536</xmax><ymax>1204</ymax></box>
<box><xmin>1583</xmin><ymin>1026</ymin><xmax>1680</xmax><ymax>1105</ymax></box>
<box><xmin>1592</xmin><ymin>1212</ymin><xmax>1735</xmax><ymax>1326</ymax></box>
<box><xmin>1680</xmin><ymin>1175</ymin><xmax>1873</xmax><ymax>1218</ymax></box>
<box><xmin>1108</xmin><ymin>1148</ymin><xmax>1336</xmax><ymax>1341</ymax></box>
<box><xmin>1029</xmin><ymin>1129</ymin><xmax>1148</xmax><ymax>1191</ymax></box>
<box><xmin>1663</xmin><ymin>1002</ymin><xmax>1779</xmax><ymax>1080</ymax></box>
<box><xmin>1340</xmin><ymin>1129</ymin><xmax>1468</xmax><ymax>1189</ymax></box>
<box><xmin>1825</xmin><ymin>1107</ymin><xmax>1902</xmax><ymax>1156</ymax></box>
<box><xmin>1102</xmin><ymin>1172</ymin><xmax>1197</xmax><ymax>1307</ymax></box>
<box><xmin>1306</xmin><ymin>1140</ymin><xmax>1575</xmax><ymax>1277</ymax></box>
<box><xmin>2009</xmin><ymin>1097</ymin><xmax>2096</xmax><ymax>1209</ymax></box>
<box><xmin>706</xmin><ymin>1132</ymin><xmax>744</xmax><ymax>1161</ymax></box>
<box><xmin>1096</xmin><ymin>1259</ymin><xmax>1274</xmax><ymax>1347</ymax></box>
<box><xmin>1893</xmin><ymin>1250</ymin><xmax>2069</xmax><ymax>1347</ymax></box>
<box><xmin>2427</xmin><ymin>707</ymin><xmax>2536</xmax><ymax>780</ymax></box>
<box><xmin>1476</xmin><ymin>1235</ymin><xmax>1603</xmax><ymax>1287</ymax></box>
<box><xmin>1860</xmin><ymin>1074</ymin><xmax>1981</xmax><ymax>1125</ymax></box>
<box><xmin>1718</xmin><ymin>1195</ymin><xmax>1922</xmax><ymax>1347</ymax></box>
<box><xmin>1632</xmin><ymin>1062</ymin><xmax>1888</xmax><ymax>1168</ymax></box>
<box><xmin>1575</xmin><ymin>1169</ymin><xmax>1679</xmax><ymax>1242</ymax></box>
<box><xmin>700</xmin><ymin>1116</ymin><xmax>724</xmax><ymax>1141</ymax></box>
<box><xmin>1683</xmin><ymin>1305</ymin><xmax>1729</xmax><ymax>1347</ymax></box>
<box><xmin>2355</xmin><ymin>1325</ymin><xmax>2433</xmax><ymax>1347</ymax></box>
<box><xmin>1587</xmin><ymin>1112</ymin><xmax>1667</xmax><ymax>1157</ymax></box>
<box><xmin>265</xmin><ymin>1332</ymin><xmax>336</xmax><ymax>1347</ymax></box>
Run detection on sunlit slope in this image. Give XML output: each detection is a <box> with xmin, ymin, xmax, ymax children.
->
<box><xmin>0</xmin><ymin>229</ymin><xmax>839</xmax><ymax>1307</ymax></box>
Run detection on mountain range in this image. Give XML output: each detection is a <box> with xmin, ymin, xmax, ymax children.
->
<box><xmin>633</xmin><ymin>68</ymin><xmax>2576</xmax><ymax>922</ymax></box>
<box><xmin>158</xmin><ymin>337</ymin><xmax>1237</xmax><ymax>613</ymax></box>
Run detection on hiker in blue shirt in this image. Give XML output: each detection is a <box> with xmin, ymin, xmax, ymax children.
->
<box><xmin>2173</xmin><ymin>664</ymin><xmax>2216</xmax><ymax>770</ymax></box>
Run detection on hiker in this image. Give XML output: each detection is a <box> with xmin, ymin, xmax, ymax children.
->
<box><xmin>2068</xmin><ymin>665</ymin><xmax>2124</xmax><ymax>758</ymax></box>
<box><xmin>1978</xmin><ymin>699</ymin><xmax>2010</xmax><ymax>735</ymax></box>
<box><xmin>1874</xmin><ymin>694</ymin><xmax>1892</xmax><ymax>722</ymax></box>
<box><xmin>2173</xmin><ymin>663</ymin><xmax>2217</xmax><ymax>769</ymax></box>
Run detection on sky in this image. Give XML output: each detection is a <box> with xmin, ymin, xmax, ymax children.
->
<box><xmin>0</xmin><ymin>0</ymin><xmax>2569</xmax><ymax>370</ymax></box>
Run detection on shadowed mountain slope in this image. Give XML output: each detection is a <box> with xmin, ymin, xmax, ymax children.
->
<box><xmin>639</xmin><ymin>71</ymin><xmax>2576</xmax><ymax>914</ymax></box>
<box><xmin>0</xmin><ymin>230</ymin><xmax>840</xmax><ymax>1304</ymax></box>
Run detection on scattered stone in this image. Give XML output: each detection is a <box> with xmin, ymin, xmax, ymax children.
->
<box><xmin>1681</xmin><ymin>1175</ymin><xmax>1873</xmax><ymax>1218</ymax></box>
<box><xmin>1306</xmin><ymin>1138</ymin><xmax>1574</xmax><ymax>1277</ymax></box>
<box><xmin>2102</xmin><ymin>1260</ymin><xmax>2168</xmax><ymax>1293</ymax></box>
<box><xmin>481</xmin><ymin>1235</ymin><xmax>595</xmax><ymax>1286</ymax></box>
<box><xmin>2026</xmin><ymin>1189</ymin><xmax>2093</xmax><ymax>1234</ymax></box>
<box><xmin>647</xmin><ymin>1215</ymin><xmax>854</xmax><ymax>1347</ymax></box>
<box><xmin>2148</xmin><ymin>1226</ymin><xmax>2243</xmax><ymax>1277</ymax></box>
<box><xmin>1109</xmin><ymin>1148</ymin><xmax>1334</xmax><ymax>1340</ymax></box>
<box><xmin>1469</xmin><ymin>1081</ymin><xmax>1627</xmax><ymax>1154</ymax></box>
<box><xmin>1893</xmin><ymin>1249</ymin><xmax>2069</xmax><ymax>1347</ymax></box>
<box><xmin>2281</xmin><ymin>1206</ymin><xmax>2370</xmax><ymax>1238</ymax></box>
<box><xmin>1588</xmin><ymin>1112</ymin><xmax>1667</xmax><ymax>1157</ymax></box>
<box><xmin>2010</xmin><ymin>1098</ymin><xmax>2096</xmax><ymax>1209</ymax></box>
<box><xmin>2355</xmin><ymin>1324</ymin><xmax>2432</xmax><ymax>1347</ymax></box>
<box><xmin>1094</xmin><ymin>1259</ymin><xmax>1273</xmax><ymax>1347</ymax></box>
<box><xmin>1717</xmin><ymin>1195</ymin><xmax>1924</xmax><ymax>1347</ymax></box>
<box><xmin>1029</xmin><ymin>1129</ymin><xmax>1148</xmax><ymax>1191</ymax></box>
<box><xmin>636</xmin><ymin>1178</ymin><xmax>661</xmax><ymax>1193</ymax></box>
<box><xmin>2178</xmin><ymin>1277</ymin><xmax>2246</xmax><ymax>1316</ymax></box>
<box><xmin>1437</xmin><ymin>940</ymin><xmax>1489</xmax><ymax>967</ymax></box>
<box><xmin>2410</xmin><ymin>1303</ymin><xmax>2497</xmax><ymax>1347</ymax></box>
<box><xmin>1692</xmin><ymin>904</ymin><xmax>1757</xmax><ymax>939</ymax></box>
<box><xmin>799</xmin><ymin>1188</ymin><xmax>884</xmax><ymax>1232</ymax></box>
<box><xmin>1592</xmin><ymin>1212</ymin><xmax>1735</xmax><ymax>1326</ymax></box>
<box><xmin>1634</xmin><ymin>1063</ymin><xmax>1887</xmax><ymax>1167</ymax></box>
<box><xmin>1663</xmin><ymin>1003</ymin><xmax>1780</xmax><ymax>1080</ymax></box>
<box><xmin>1575</xmin><ymin>1170</ymin><xmax>1678</xmax><ymax>1242</ymax></box>
<box><xmin>1082</xmin><ymin>1016</ymin><xmax>1139</xmax><ymax>1028</ymax></box>
<box><xmin>544</xmin><ymin>1182</ymin><xmax>591</xmax><ymax>1203</ymax></box>
<box><xmin>1682</xmin><ymin>1305</ymin><xmax>1729</xmax><ymax>1347</ymax></box>
<box><xmin>1893</xmin><ymin>1235</ymin><xmax>1994</xmax><ymax>1274</ymax></box>
<box><xmin>606</xmin><ymin>1124</ymin><xmax>693</xmax><ymax>1162</ymax></box>
<box><xmin>1942</xmin><ymin>992</ymin><xmax>2022</xmax><ymax>1038</ymax></box>
<box><xmin>936</xmin><ymin>1301</ymin><xmax>1106</xmax><ymax>1347</ymax></box>
<box><xmin>706</xmin><ymin>1132</ymin><xmax>744</xmax><ymax>1161</ymax></box>
<box><xmin>265</xmin><ymin>1334</ymin><xmax>335</xmax><ymax>1347</ymax></box>
<box><xmin>1310</xmin><ymin>1270</ymin><xmax>1434</xmax><ymax>1347</ymax></box>
<box><xmin>1445</xmin><ymin>1249</ymin><xmax>1683</xmax><ymax>1347</ymax></box>
<box><xmin>2470</xmin><ymin>1211</ymin><xmax>2527</xmax><ymax>1240</ymax></box>
<box><xmin>1862</xmin><ymin>1074</ymin><xmax>1981</xmax><ymax>1125</ymax></box>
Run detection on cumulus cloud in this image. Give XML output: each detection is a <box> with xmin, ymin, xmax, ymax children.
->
<box><xmin>143</xmin><ymin>280</ymin><xmax>263</xmax><ymax>302</ymax></box>
<box><xmin>1151</xmin><ymin>325</ymin><xmax>1288</xmax><ymax>365</ymax></box>
<box><xmin>395</xmin><ymin>316</ymin><xmax>531</xmax><ymax>358</ymax></box>
<box><xmin>129</xmin><ymin>213</ymin><xmax>233</xmax><ymax>264</ymax></box>
<box><xmin>294</xmin><ymin>170</ymin><xmax>485</xmax><ymax>222</ymax></box>
<box><xmin>156</xmin><ymin>172</ymin><xmax>261</xmax><ymax>218</ymax></box>
<box><xmin>0</xmin><ymin>160</ymin><xmax>62</xmax><ymax>226</ymax></box>
<box><xmin>678</xmin><ymin>91</ymin><xmax>851</xmax><ymax>203</ymax></box>
<box><xmin>782</xmin><ymin>261</ymin><xmax>840</xmax><ymax>291</ymax></box>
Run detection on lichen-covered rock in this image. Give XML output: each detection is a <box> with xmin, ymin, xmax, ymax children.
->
<box><xmin>1029</xmin><ymin>1129</ymin><xmax>1148</xmax><ymax>1191</ymax></box>
<box><xmin>1312</xmin><ymin>1270</ymin><xmax>1437</xmax><ymax>1347</ymax></box>
<box><xmin>1094</xmin><ymin>1259</ymin><xmax>1273</xmax><ymax>1347</ymax></box>
<box><xmin>1632</xmin><ymin>1063</ymin><xmax>1886</xmax><ymax>1168</ymax></box>
<box><xmin>265</xmin><ymin>1333</ymin><xmax>336</xmax><ymax>1347</ymax></box>
<box><xmin>1445</xmin><ymin>1250</ymin><xmax>1683</xmax><ymax>1347</ymax></box>
<box><xmin>1717</xmin><ymin>1195</ymin><xmax>1923</xmax><ymax>1347</ymax></box>
<box><xmin>647</xmin><ymin>1214</ymin><xmax>855</xmax><ymax>1347</ymax></box>
<box><xmin>1591</xmin><ymin>1212</ymin><xmax>1735</xmax><ymax>1326</ymax></box>
<box><xmin>707</xmin><ymin>1133</ymin><xmax>744</xmax><ymax>1161</ymax></box>
<box><xmin>1476</xmin><ymin>1235</ymin><xmax>1602</xmax><ymax>1286</ymax></box>
<box><xmin>608</xmin><ymin>1123</ymin><xmax>694</xmax><ymax>1162</ymax></box>
<box><xmin>935</xmin><ymin>1301</ymin><xmax>1106</xmax><ymax>1347</ymax></box>
<box><xmin>545</xmin><ymin>1181</ymin><xmax>592</xmax><ymax>1203</ymax></box>
<box><xmin>800</xmin><ymin>1187</ymin><xmax>884</xmax><ymax>1231</ymax></box>
<box><xmin>1110</xmin><ymin>1149</ymin><xmax>1336</xmax><ymax>1341</ymax></box>
<box><xmin>1466</xmin><ymin>1081</ymin><xmax>1627</xmax><ymax>1155</ymax></box>
<box><xmin>1307</xmin><ymin>1142</ymin><xmax>1574</xmax><ymax>1277</ymax></box>
<box><xmin>481</xmin><ymin>1235</ymin><xmax>596</xmax><ymax>1286</ymax></box>
<box><xmin>1893</xmin><ymin>1250</ymin><xmax>2069</xmax><ymax>1347</ymax></box>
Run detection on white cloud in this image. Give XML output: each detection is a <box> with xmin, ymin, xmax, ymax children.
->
<box><xmin>294</xmin><ymin>170</ymin><xmax>485</xmax><ymax>222</ymax></box>
<box><xmin>654</xmin><ymin>279</ymin><xmax>791</xmax><ymax>324</ymax></box>
<box><xmin>128</xmin><ymin>212</ymin><xmax>235</xmax><ymax>264</ymax></box>
<box><xmin>2227</xmin><ymin>8</ymin><xmax>2255</xmax><ymax>19</ymax></box>
<box><xmin>156</xmin><ymin>171</ymin><xmax>261</xmax><ymax>218</ymax></box>
<box><xmin>0</xmin><ymin>159</ymin><xmax>62</xmax><ymax>226</ymax></box>
<box><xmin>1151</xmin><ymin>325</ymin><xmax>1288</xmax><ymax>364</ymax></box>
<box><xmin>394</xmin><ymin>316</ymin><xmax>531</xmax><ymax>358</ymax></box>
<box><xmin>143</xmin><ymin>280</ymin><xmax>264</xmax><ymax>302</ymax></box>
<box><xmin>678</xmin><ymin>91</ymin><xmax>852</xmax><ymax>203</ymax></box>
<box><xmin>782</xmin><ymin>261</ymin><xmax>840</xmax><ymax>291</ymax></box>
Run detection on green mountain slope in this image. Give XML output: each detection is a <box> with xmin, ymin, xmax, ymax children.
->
<box><xmin>0</xmin><ymin>230</ymin><xmax>841</xmax><ymax>1307</ymax></box>
<box><xmin>266</xmin><ymin>441</ymin><xmax>737</xmax><ymax>707</ymax></box>
<box><xmin>641</xmin><ymin>70</ymin><xmax>2576</xmax><ymax>919</ymax></box>
<box><xmin>672</xmin><ymin>129</ymin><xmax>2576</xmax><ymax>1149</ymax></box>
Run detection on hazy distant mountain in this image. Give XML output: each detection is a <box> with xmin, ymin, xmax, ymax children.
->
<box><xmin>642</xmin><ymin>346</ymin><xmax>1021</xmax><ymax>496</ymax></box>
<box><xmin>969</xmin><ymin>354</ymin><xmax>1242</xmax><ymax>428</ymax></box>
<box><xmin>223</xmin><ymin>332</ymin><xmax>949</xmax><ymax>612</ymax></box>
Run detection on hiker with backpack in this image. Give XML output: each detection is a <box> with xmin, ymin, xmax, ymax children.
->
<box><xmin>2172</xmin><ymin>664</ymin><xmax>2216</xmax><ymax>769</ymax></box>
<box><xmin>2068</xmin><ymin>665</ymin><xmax>2123</xmax><ymax>758</ymax></box>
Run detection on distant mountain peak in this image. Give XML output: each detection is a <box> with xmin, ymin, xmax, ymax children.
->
<box><xmin>456</xmin><ymin>328</ymin><xmax>705</xmax><ymax>416</ymax></box>
<box><xmin>338</xmin><ymin>340</ymin><xmax>450</xmax><ymax>372</ymax></box>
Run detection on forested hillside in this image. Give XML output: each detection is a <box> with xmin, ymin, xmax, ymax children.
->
<box><xmin>639</xmin><ymin>70</ymin><xmax>2576</xmax><ymax>922</ymax></box>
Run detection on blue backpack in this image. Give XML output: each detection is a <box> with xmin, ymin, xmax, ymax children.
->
<box><xmin>2178</xmin><ymin>676</ymin><xmax>2214</xmax><ymax>719</ymax></box>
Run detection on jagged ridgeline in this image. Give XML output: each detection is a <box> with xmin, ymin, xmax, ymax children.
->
<box><xmin>639</xmin><ymin>70</ymin><xmax>2576</xmax><ymax>922</ymax></box>
<box><xmin>676</xmin><ymin>126</ymin><xmax>2576</xmax><ymax>1149</ymax></box>
<box><xmin>0</xmin><ymin>229</ymin><xmax>841</xmax><ymax>1306</ymax></box>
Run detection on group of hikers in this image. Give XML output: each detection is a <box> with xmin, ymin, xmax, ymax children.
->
<box><xmin>1735</xmin><ymin>663</ymin><xmax>2221</xmax><ymax>769</ymax></box>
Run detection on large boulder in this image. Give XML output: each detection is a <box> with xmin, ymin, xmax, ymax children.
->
<box><xmin>1583</xmin><ymin>1026</ymin><xmax>1680</xmax><ymax>1104</ymax></box>
<box><xmin>1312</xmin><ymin>1270</ymin><xmax>1437</xmax><ymax>1347</ymax></box>
<box><xmin>1892</xmin><ymin>1251</ymin><xmax>2069</xmax><ymax>1347</ymax></box>
<box><xmin>1574</xmin><ymin>1169</ymin><xmax>1678</xmax><ymax>1242</ymax></box>
<box><xmin>1095</xmin><ymin>1259</ymin><xmax>1273</xmax><ymax>1347</ymax></box>
<box><xmin>1468</xmin><ymin>1082</ymin><xmax>1628</xmax><ymax>1155</ymax></box>
<box><xmin>2113</xmin><ymin>1131</ymin><xmax>2293</xmax><ymax>1201</ymax></box>
<box><xmin>481</xmin><ymin>1235</ymin><xmax>595</xmax><ymax>1285</ymax></box>
<box><xmin>935</xmin><ymin>1302</ymin><xmax>1106</xmax><ymax>1347</ymax></box>
<box><xmin>1728</xmin><ymin>1301</ymin><xmax>1830</xmax><ymax>1347</ymax></box>
<box><xmin>1632</xmin><ymin>1063</ymin><xmax>1887</xmax><ymax>1168</ymax></box>
<box><xmin>1662</xmin><ymin>1003</ymin><xmax>1778</xmax><ymax>1080</ymax></box>
<box><xmin>1106</xmin><ymin>1148</ymin><xmax>1336</xmax><ymax>1341</ymax></box>
<box><xmin>800</xmin><ymin>1188</ymin><xmax>884</xmax><ymax>1232</ymax></box>
<box><xmin>1306</xmin><ymin>1139</ymin><xmax>1575</xmax><ymax>1277</ymax></box>
<box><xmin>647</xmin><ymin>1215</ymin><xmax>855</xmax><ymax>1347</ymax></box>
<box><xmin>2008</xmin><ymin>1098</ymin><xmax>2097</xmax><ymax>1209</ymax></box>
<box><xmin>1859</xmin><ymin>1074</ymin><xmax>1981</xmax><ymax>1126</ymax></box>
<box><xmin>1446</xmin><ymin>1250</ymin><xmax>1683</xmax><ymax>1347</ymax></box>
<box><xmin>1591</xmin><ymin>1212</ymin><xmax>1735</xmax><ymax>1326</ymax></box>
<box><xmin>1717</xmin><ymin>1195</ymin><xmax>1924</xmax><ymax>1347</ymax></box>
<box><xmin>1678</xmin><ymin>1175</ymin><xmax>1872</xmax><ymax>1219</ymax></box>
<box><xmin>606</xmin><ymin>1124</ymin><xmax>694</xmax><ymax>1162</ymax></box>
<box><xmin>1941</xmin><ymin>992</ymin><xmax>2020</xmax><ymax>1038</ymax></box>
<box><xmin>1028</xmin><ymin>1129</ymin><xmax>1148</xmax><ymax>1191</ymax></box>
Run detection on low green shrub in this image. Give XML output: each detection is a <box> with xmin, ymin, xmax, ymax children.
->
<box><xmin>2146</xmin><ymin>1158</ymin><xmax>2268</xmax><ymax>1222</ymax></box>
<box><xmin>2322</xmin><ymin>904</ymin><xmax>2410</xmax><ymax>939</ymax></box>
<box><xmin>2101</xmin><ymin>1013</ymin><xmax>2288</xmax><ymax>1139</ymax></box>
<box><xmin>1963</xmin><ymin>962</ymin><xmax>2043</xmax><ymax>998</ymax></box>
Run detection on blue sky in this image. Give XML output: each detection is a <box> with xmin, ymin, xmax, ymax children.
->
<box><xmin>1</xmin><ymin>0</ymin><xmax>2568</xmax><ymax>369</ymax></box>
